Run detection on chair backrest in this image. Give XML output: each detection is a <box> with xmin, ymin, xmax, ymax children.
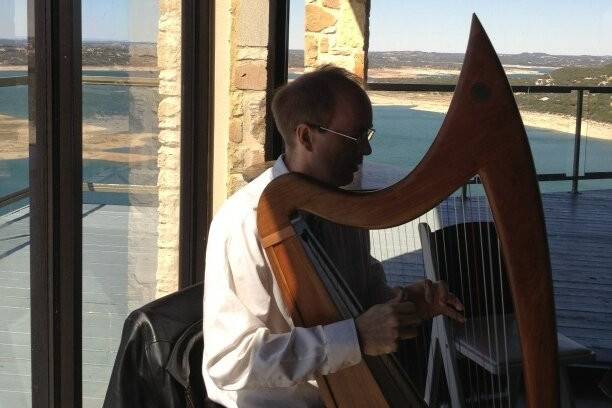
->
<box><xmin>419</xmin><ymin>222</ymin><xmax>514</xmax><ymax>319</ymax></box>
<box><xmin>103</xmin><ymin>282</ymin><xmax>213</xmax><ymax>408</ymax></box>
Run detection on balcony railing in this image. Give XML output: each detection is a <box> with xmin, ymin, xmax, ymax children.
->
<box><xmin>0</xmin><ymin>75</ymin><xmax>158</xmax><ymax>88</ymax></box>
<box><xmin>0</xmin><ymin>184</ymin><xmax>158</xmax><ymax>210</ymax></box>
<box><xmin>367</xmin><ymin>82</ymin><xmax>612</xmax><ymax>194</ymax></box>
<box><xmin>1</xmin><ymin>75</ymin><xmax>611</xmax><ymax>210</ymax></box>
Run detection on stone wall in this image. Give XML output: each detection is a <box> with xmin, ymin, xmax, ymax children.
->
<box><xmin>226</xmin><ymin>0</ymin><xmax>270</xmax><ymax>194</ymax></box>
<box><xmin>149</xmin><ymin>0</ymin><xmax>373</xmax><ymax>299</ymax></box>
<box><xmin>155</xmin><ymin>0</ymin><xmax>182</xmax><ymax>298</ymax></box>
<box><xmin>223</xmin><ymin>0</ymin><xmax>372</xmax><ymax>194</ymax></box>
<box><xmin>304</xmin><ymin>0</ymin><xmax>370</xmax><ymax>80</ymax></box>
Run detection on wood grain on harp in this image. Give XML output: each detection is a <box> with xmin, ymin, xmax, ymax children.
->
<box><xmin>257</xmin><ymin>14</ymin><xmax>559</xmax><ymax>408</ymax></box>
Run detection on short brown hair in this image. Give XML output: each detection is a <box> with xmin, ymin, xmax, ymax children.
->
<box><xmin>271</xmin><ymin>65</ymin><xmax>371</xmax><ymax>148</ymax></box>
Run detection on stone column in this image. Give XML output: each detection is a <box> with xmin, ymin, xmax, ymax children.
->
<box><xmin>304</xmin><ymin>0</ymin><xmax>370</xmax><ymax>80</ymax></box>
<box><xmin>226</xmin><ymin>0</ymin><xmax>270</xmax><ymax>194</ymax></box>
<box><xmin>155</xmin><ymin>0</ymin><xmax>182</xmax><ymax>298</ymax></box>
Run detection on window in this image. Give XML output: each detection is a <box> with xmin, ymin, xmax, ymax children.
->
<box><xmin>0</xmin><ymin>1</ymin><xmax>212</xmax><ymax>406</ymax></box>
<box><xmin>0</xmin><ymin>0</ymin><xmax>31</xmax><ymax>406</ymax></box>
<box><xmin>367</xmin><ymin>1</ymin><xmax>612</xmax><ymax>192</ymax></box>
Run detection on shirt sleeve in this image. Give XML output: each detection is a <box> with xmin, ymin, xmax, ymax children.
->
<box><xmin>202</xmin><ymin>209</ymin><xmax>362</xmax><ymax>391</ymax></box>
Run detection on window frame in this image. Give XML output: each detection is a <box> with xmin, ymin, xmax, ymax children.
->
<box><xmin>264</xmin><ymin>0</ymin><xmax>289</xmax><ymax>161</ymax></box>
<box><xmin>28</xmin><ymin>0</ymin><xmax>215</xmax><ymax>405</ymax></box>
<box><xmin>179</xmin><ymin>0</ymin><xmax>215</xmax><ymax>288</ymax></box>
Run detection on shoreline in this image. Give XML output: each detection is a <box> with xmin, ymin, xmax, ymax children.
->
<box><xmin>0</xmin><ymin>114</ymin><xmax>157</xmax><ymax>162</ymax></box>
<box><xmin>368</xmin><ymin>91</ymin><xmax>612</xmax><ymax>141</ymax></box>
<box><xmin>1</xmin><ymin>91</ymin><xmax>611</xmax><ymax>163</ymax></box>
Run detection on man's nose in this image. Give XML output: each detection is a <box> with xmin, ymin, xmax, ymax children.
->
<box><xmin>361</xmin><ymin>138</ymin><xmax>372</xmax><ymax>156</ymax></box>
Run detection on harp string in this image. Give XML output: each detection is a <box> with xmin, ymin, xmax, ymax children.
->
<box><xmin>485</xmin><ymin>192</ymin><xmax>504</xmax><ymax>406</ymax></box>
<box><xmin>489</xmin><ymin>201</ymin><xmax>512</xmax><ymax>408</ymax></box>
<box><xmin>439</xmin><ymin>191</ymin><xmax>454</xmax><ymax>402</ymax></box>
<box><xmin>473</xmin><ymin>186</ymin><xmax>489</xmax><ymax>406</ymax></box>
<box><xmin>453</xmin><ymin>192</ymin><xmax>477</xmax><ymax>404</ymax></box>
<box><xmin>409</xmin><ymin>214</ymin><xmax>426</xmax><ymax>391</ymax></box>
<box><xmin>306</xmin><ymin>184</ymin><xmax>518</xmax><ymax>406</ymax></box>
<box><xmin>479</xmin><ymin>192</ymin><xmax>497</xmax><ymax>406</ymax></box>
<box><xmin>475</xmin><ymin>183</ymin><xmax>497</xmax><ymax>406</ymax></box>
<box><xmin>427</xmin><ymin>207</ymin><xmax>441</xmax><ymax>401</ymax></box>
<box><xmin>461</xmin><ymin>184</ymin><xmax>482</xmax><ymax>406</ymax></box>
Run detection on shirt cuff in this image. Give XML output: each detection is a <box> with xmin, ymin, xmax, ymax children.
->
<box><xmin>320</xmin><ymin>319</ymin><xmax>362</xmax><ymax>374</ymax></box>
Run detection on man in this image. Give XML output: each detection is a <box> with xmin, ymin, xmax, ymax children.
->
<box><xmin>202</xmin><ymin>65</ymin><xmax>464</xmax><ymax>407</ymax></box>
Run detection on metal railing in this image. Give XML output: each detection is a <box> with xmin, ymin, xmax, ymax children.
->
<box><xmin>1</xmin><ymin>76</ymin><xmax>611</xmax><ymax>209</ymax></box>
<box><xmin>366</xmin><ymin>82</ymin><xmax>612</xmax><ymax>194</ymax></box>
<box><xmin>0</xmin><ymin>183</ymin><xmax>158</xmax><ymax>210</ymax></box>
<box><xmin>0</xmin><ymin>75</ymin><xmax>158</xmax><ymax>88</ymax></box>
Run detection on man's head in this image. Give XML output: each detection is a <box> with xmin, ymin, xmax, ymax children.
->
<box><xmin>271</xmin><ymin>65</ymin><xmax>373</xmax><ymax>187</ymax></box>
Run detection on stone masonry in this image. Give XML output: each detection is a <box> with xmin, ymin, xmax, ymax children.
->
<box><xmin>226</xmin><ymin>0</ymin><xmax>270</xmax><ymax>194</ymax></box>
<box><xmin>304</xmin><ymin>0</ymin><xmax>370</xmax><ymax>80</ymax></box>
<box><xmin>225</xmin><ymin>0</ymin><xmax>371</xmax><ymax>194</ymax></box>
<box><xmin>150</xmin><ymin>0</ymin><xmax>373</xmax><ymax>300</ymax></box>
<box><xmin>155</xmin><ymin>0</ymin><xmax>182</xmax><ymax>298</ymax></box>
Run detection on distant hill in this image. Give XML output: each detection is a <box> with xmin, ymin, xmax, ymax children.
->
<box><xmin>544</xmin><ymin>64</ymin><xmax>611</xmax><ymax>86</ymax></box>
<box><xmin>289</xmin><ymin>49</ymin><xmax>612</xmax><ymax>124</ymax></box>
<box><xmin>2</xmin><ymin>39</ymin><xmax>609</xmax><ymax>71</ymax></box>
<box><xmin>289</xmin><ymin>49</ymin><xmax>612</xmax><ymax>70</ymax></box>
<box><xmin>0</xmin><ymin>39</ymin><xmax>157</xmax><ymax>67</ymax></box>
<box><xmin>520</xmin><ymin>64</ymin><xmax>612</xmax><ymax>123</ymax></box>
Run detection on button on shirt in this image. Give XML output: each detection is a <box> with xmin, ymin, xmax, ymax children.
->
<box><xmin>202</xmin><ymin>157</ymin><xmax>363</xmax><ymax>408</ymax></box>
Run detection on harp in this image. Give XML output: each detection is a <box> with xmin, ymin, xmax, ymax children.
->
<box><xmin>257</xmin><ymin>15</ymin><xmax>559</xmax><ymax>407</ymax></box>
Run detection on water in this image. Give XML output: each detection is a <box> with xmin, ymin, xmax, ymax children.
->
<box><xmin>0</xmin><ymin>70</ymin><xmax>157</xmax><ymax>119</ymax></box>
<box><xmin>367</xmin><ymin>106</ymin><xmax>612</xmax><ymax>193</ymax></box>
<box><xmin>1</xmin><ymin>71</ymin><xmax>611</xmax><ymax>215</ymax></box>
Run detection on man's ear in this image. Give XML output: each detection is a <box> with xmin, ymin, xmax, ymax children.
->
<box><xmin>295</xmin><ymin>123</ymin><xmax>314</xmax><ymax>152</ymax></box>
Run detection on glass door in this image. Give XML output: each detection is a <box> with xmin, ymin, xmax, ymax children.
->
<box><xmin>9</xmin><ymin>0</ymin><xmax>211</xmax><ymax>406</ymax></box>
<box><xmin>80</xmin><ymin>1</ymin><xmax>183</xmax><ymax>405</ymax></box>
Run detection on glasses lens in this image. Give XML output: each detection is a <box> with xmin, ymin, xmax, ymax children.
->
<box><xmin>367</xmin><ymin>129</ymin><xmax>375</xmax><ymax>141</ymax></box>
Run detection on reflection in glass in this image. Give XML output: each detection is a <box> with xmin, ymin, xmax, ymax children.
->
<box><xmin>80</xmin><ymin>1</ymin><xmax>181</xmax><ymax>406</ymax></box>
<box><xmin>0</xmin><ymin>0</ymin><xmax>31</xmax><ymax>406</ymax></box>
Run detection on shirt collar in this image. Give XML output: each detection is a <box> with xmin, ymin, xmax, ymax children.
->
<box><xmin>272</xmin><ymin>155</ymin><xmax>290</xmax><ymax>179</ymax></box>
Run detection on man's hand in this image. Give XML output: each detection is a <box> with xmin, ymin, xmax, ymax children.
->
<box><xmin>400</xmin><ymin>279</ymin><xmax>465</xmax><ymax>323</ymax></box>
<box><xmin>355</xmin><ymin>291</ymin><xmax>422</xmax><ymax>356</ymax></box>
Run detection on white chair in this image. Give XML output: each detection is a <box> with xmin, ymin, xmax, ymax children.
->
<box><xmin>419</xmin><ymin>222</ymin><xmax>594</xmax><ymax>407</ymax></box>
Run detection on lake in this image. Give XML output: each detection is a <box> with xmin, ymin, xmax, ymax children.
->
<box><xmin>1</xmin><ymin>70</ymin><xmax>611</xmax><ymax>215</ymax></box>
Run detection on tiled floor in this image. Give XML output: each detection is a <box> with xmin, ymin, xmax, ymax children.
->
<box><xmin>1</xmin><ymin>190</ymin><xmax>611</xmax><ymax>406</ymax></box>
<box><xmin>0</xmin><ymin>203</ymin><xmax>158</xmax><ymax>408</ymax></box>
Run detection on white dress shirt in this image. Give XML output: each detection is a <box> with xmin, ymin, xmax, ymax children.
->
<box><xmin>202</xmin><ymin>157</ymin><xmax>363</xmax><ymax>408</ymax></box>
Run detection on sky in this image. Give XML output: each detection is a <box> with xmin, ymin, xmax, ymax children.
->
<box><xmin>1</xmin><ymin>0</ymin><xmax>610</xmax><ymax>55</ymax></box>
<box><xmin>0</xmin><ymin>0</ymin><xmax>159</xmax><ymax>43</ymax></box>
<box><xmin>290</xmin><ymin>0</ymin><xmax>612</xmax><ymax>55</ymax></box>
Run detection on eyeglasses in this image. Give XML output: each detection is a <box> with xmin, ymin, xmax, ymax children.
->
<box><xmin>309</xmin><ymin>124</ymin><xmax>376</xmax><ymax>143</ymax></box>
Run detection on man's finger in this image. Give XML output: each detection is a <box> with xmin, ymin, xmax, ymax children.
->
<box><xmin>440</xmin><ymin>305</ymin><xmax>465</xmax><ymax>323</ymax></box>
<box><xmin>424</xmin><ymin>279</ymin><xmax>434</xmax><ymax>304</ymax></box>
<box><xmin>386</xmin><ymin>290</ymin><xmax>403</xmax><ymax>304</ymax></box>
<box><xmin>397</xmin><ymin>313</ymin><xmax>422</xmax><ymax>327</ymax></box>
<box><xmin>445</xmin><ymin>293</ymin><xmax>465</xmax><ymax>311</ymax></box>
<box><xmin>399</xmin><ymin>326</ymin><xmax>419</xmax><ymax>340</ymax></box>
<box><xmin>392</xmin><ymin>301</ymin><xmax>417</xmax><ymax>314</ymax></box>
